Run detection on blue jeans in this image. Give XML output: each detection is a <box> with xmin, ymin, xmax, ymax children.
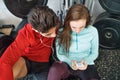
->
<box><xmin>19</xmin><ymin>58</ymin><xmax>50</xmax><ymax>80</ymax></box>
<box><xmin>19</xmin><ymin>72</ymin><xmax>48</xmax><ymax>80</ymax></box>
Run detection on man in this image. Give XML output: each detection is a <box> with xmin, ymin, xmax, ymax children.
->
<box><xmin>0</xmin><ymin>5</ymin><xmax>59</xmax><ymax>80</ymax></box>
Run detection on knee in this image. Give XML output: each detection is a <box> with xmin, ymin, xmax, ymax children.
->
<box><xmin>50</xmin><ymin>62</ymin><xmax>60</xmax><ymax>71</ymax></box>
<box><xmin>50</xmin><ymin>62</ymin><xmax>67</xmax><ymax>73</ymax></box>
<box><xmin>13</xmin><ymin>57</ymin><xmax>27</xmax><ymax>79</ymax></box>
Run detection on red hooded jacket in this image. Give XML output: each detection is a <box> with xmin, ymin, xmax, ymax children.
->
<box><xmin>0</xmin><ymin>23</ymin><xmax>55</xmax><ymax>80</ymax></box>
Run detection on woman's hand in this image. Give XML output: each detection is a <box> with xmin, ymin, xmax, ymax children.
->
<box><xmin>72</xmin><ymin>60</ymin><xmax>78</xmax><ymax>70</ymax></box>
<box><xmin>72</xmin><ymin>60</ymin><xmax>88</xmax><ymax>70</ymax></box>
<box><xmin>77</xmin><ymin>60</ymin><xmax>88</xmax><ymax>70</ymax></box>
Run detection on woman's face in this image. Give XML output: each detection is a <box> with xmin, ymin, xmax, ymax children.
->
<box><xmin>70</xmin><ymin>19</ymin><xmax>86</xmax><ymax>33</ymax></box>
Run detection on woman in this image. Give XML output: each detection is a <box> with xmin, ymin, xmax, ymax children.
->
<box><xmin>0</xmin><ymin>5</ymin><xmax>59</xmax><ymax>80</ymax></box>
<box><xmin>48</xmin><ymin>4</ymin><xmax>100</xmax><ymax>80</ymax></box>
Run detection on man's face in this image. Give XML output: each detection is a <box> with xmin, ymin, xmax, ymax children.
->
<box><xmin>40</xmin><ymin>27</ymin><xmax>57</xmax><ymax>38</ymax></box>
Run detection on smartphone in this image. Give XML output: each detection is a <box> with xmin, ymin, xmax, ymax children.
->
<box><xmin>77</xmin><ymin>63</ymin><xmax>84</xmax><ymax>67</ymax></box>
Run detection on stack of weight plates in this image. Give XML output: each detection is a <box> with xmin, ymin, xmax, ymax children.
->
<box><xmin>93</xmin><ymin>0</ymin><xmax>120</xmax><ymax>49</ymax></box>
<box><xmin>93</xmin><ymin>0</ymin><xmax>120</xmax><ymax>80</ymax></box>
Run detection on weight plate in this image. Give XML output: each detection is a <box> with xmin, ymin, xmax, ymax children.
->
<box><xmin>4</xmin><ymin>0</ymin><xmax>48</xmax><ymax>18</ymax></box>
<box><xmin>93</xmin><ymin>12</ymin><xmax>120</xmax><ymax>49</ymax></box>
<box><xmin>99</xmin><ymin>0</ymin><xmax>120</xmax><ymax>15</ymax></box>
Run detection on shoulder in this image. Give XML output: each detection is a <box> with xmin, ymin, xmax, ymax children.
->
<box><xmin>17</xmin><ymin>23</ymin><xmax>34</xmax><ymax>41</ymax></box>
<box><xmin>58</xmin><ymin>27</ymin><xmax>63</xmax><ymax>32</ymax></box>
<box><xmin>87</xmin><ymin>25</ymin><xmax>97</xmax><ymax>31</ymax></box>
<box><xmin>22</xmin><ymin>23</ymin><xmax>32</xmax><ymax>30</ymax></box>
<box><xmin>56</xmin><ymin>27</ymin><xmax>63</xmax><ymax>37</ymax></box>
<box><xmin>19</xmin><ymin>23</ymin><xmax>33</xmax><ymax>33</ymax></box>
<box><xmin>86</xmin><ymin>25</ymin><xmax>98</xmax><ymax>34</ymax></box>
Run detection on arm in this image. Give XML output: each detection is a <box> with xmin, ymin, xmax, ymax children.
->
<box><xmin>55</xmin><ymin>40</ymin><xmax>72</xmax><ymax>67</ymax></box>
<box><xmin>1</xmin><ymin>26</ymin><xmax>30</xmax><ymax>65</ymax></box>
<box><xmin>0</xmin><ymin>25</ymin><xmax>30</xmax><ymax>80</ymax></box>
<box><xmin>84</xmin><ymin>28</ymin><xmax>99</xmax><ymax>64</ymax></box>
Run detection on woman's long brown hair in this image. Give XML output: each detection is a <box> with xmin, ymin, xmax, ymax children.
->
<box><xmin>58</xmin><ymin>4</ymin><xmax>91</xmax><ymax>53</ymax></box>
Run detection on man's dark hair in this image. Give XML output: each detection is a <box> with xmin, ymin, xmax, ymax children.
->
<box><xmin>27</xmin><ymin>5</ymin><xmax>59</xmax><ymax>33</ymax></box>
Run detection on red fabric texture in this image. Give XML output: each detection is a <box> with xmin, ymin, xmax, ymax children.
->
<box><xmin>0</xmin><ymin>23</ymin><xmax>55</xmax><ymax>80</ymax></box>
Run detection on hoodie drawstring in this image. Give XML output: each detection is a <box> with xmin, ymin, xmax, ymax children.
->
<box><xmin>76</xmin><ymin>34</ymin><xmax>78</xmax><ymax>50</ymax></box>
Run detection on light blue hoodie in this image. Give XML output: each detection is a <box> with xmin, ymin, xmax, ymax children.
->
<box><xmin>55</xmin><ymin>25</ymin><xmax>99</xmax><ymax>68</ymax></box>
